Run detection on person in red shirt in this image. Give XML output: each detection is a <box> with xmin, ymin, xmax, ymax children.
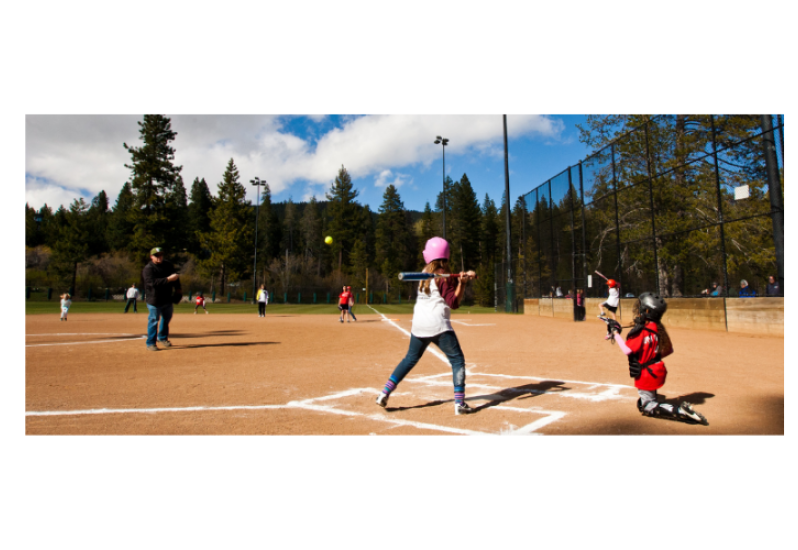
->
<box><xmin>347</xmin><ymin>286</ymin><xmax>357</xmax><ymax>322</ymax></box>
<box><xmin>607</xmin><ymin>292</ymin><xmax>706</xmax><ymax>423</ymax></box>
<box><xmin>194</xmin><ymin>293</ymin><xmax>209</xmax><ymax>314</ymax></box>
<box><xmin>338</xmin><ymin>286</ymin><xmax>351</xmax><ymax>323</ymax></box>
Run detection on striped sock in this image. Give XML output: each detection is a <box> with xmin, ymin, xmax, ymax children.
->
<box><xmin>454</xmin><ymin>391</ymin><xmax>465</xmax><ymax>405</ymax></box>
<box><xmin>383</xmin><ymin>377</ymin><xmax>398</xmax><ymax>395</ymax></box>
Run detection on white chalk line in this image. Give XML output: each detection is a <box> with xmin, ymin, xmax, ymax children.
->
<box><xmin>27</xmin><ymin>333</ymin><xmax>140</xmax><ymax>337</ymax></box>
<box><xmin>25</xmin><ymin>386</ymin><xmax>563</xmax><ymax>436</ymax></box>
<box><xmin>27</xmin><ymin>336</ymin><xmax>146</xmax><ymax>347</ymax></box>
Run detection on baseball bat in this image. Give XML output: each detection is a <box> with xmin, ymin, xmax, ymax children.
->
<box><xmin>398</xmin><ymin>272</ymin><xmax>478</xmax><ymax>281</ymax></box>
<box><xmin>594</xmin><ymin>270</ymin><xmax>609</xmax><ymax>281</ymax></box>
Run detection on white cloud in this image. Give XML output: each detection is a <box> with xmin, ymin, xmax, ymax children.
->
<box><xmin>26</xmin><ymin>115</ymin><xmax>563</xmax><ymax>209</ymax></box>
<box><xmin>373</xmin><ymin>169</ymin><xmax>412</xmax><ymax>188</ymax></box>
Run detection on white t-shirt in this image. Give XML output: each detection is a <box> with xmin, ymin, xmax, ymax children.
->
<box><xmin>411</xmin><ymin>279</ymin><xmax>453</xmax><ymax>338</ymax></box>
<box><xmin>257</xmin><ymin>289</ymin><xmax>269</xmax><ymax>303</ymax></box>
<box><xmin>60</xmin><ymin>299</ymin><xmax>72</xmax><ymax>311</ymax></box>
<box><xmin>605</xmin><ymin>287</ymin><xmax>620</xmax><ymax>307</ymax></box>
<box><xmin>126</xmin><ymin>288</ymin><xmax>139</xmax><ymax>299</ymax></box>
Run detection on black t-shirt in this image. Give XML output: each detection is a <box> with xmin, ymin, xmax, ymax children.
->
<box><xmin>142</xmin><ymin>260</ymin><xmax>181</xmax><ymax>306</ymax></box>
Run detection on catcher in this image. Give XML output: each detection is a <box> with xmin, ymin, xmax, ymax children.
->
<box><xmin>601</xmin><ymin>292</ymin><xmax>706</xmax><ymax>424</ymax></box>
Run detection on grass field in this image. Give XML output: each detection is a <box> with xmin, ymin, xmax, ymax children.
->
<box><xmin>25</xmin><ymin>300</ymin><xmax>501</xmax><ymax>315</ymax></box>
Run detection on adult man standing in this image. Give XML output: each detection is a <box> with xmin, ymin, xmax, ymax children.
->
<box><xmin>766</xmin><ymin>275</ymin><xmax>781</xmax><ymax>297</ymax></box>
<box><xmin>124</xmin><ymin>283</ymin><xmax>140</xmax><ymax>313</ymax></box>
<box><xmin>142</xmin><ymin>247</ymin><xmax>182</xmax><ymax>351</ymax></box>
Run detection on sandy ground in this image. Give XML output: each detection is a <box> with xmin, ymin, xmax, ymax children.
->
<box><xmin>25</xmin><ymin>308</ymin><xmax>783</xmax><ymax>435</ymax></box>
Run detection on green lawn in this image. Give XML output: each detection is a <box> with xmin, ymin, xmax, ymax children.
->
<box><xmin>26</xmin><ymin>301</ymin><xmax>501</xmax><ymax>315</ymax></box>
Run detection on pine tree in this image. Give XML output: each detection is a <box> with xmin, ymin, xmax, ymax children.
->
<box><xmin>86</xmin><ymin>190</ymin><xmax>110</xmax><ymax>256</ymax></box>
<box><xmin>187</xmin><ymin>177</ymin><xmax>213</xmax><ymax>255</ymax></box>
<box><xmin>49</xmin><ymin>198</ymin><xmax>90</xmax><ymax>293</ymax></box>
<box><xmin>108</xmin><ymin>183</ymin><xmax>135</xmax><ymax>252</ymax></box>
<box><xmin>199</xmin><ymin>158</ymin><xmax>253</xmax><ymax>291</ymax></box>
<box><xmin>325</xmin><ymin>165</ymin><xmax>360</xmax><ymax>273</ymax></box>
<box><xmin>376</xmin><ymin>184</ymin><xmax>414</xmax><ymax>282</ymax></box>
<box><xmin>123</xmin><ymin>114</ymin><xmax>184</xmax><ymax>264</ymax></box>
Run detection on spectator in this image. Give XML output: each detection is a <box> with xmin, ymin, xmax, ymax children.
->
<box><xmin>575</xmin><ymin>289</ymin><xmax>586</xmax><ymax>321</ymax></box>
<box><xmin>564</xmin><ymin>289</ymin><xmax>574</xmax><ymax>299</ymax></box>
<box><xmin>738</xmin><ymin>279</ymin><xmax>757</xmax><ymax>297</ymax></box>
<box><xmin>555</xmin><ymin>286</ymin><xmax>563</xmax><ymax>298</ymax></box>
<box><xmin>124</xmin><ymin>283</ymin><xmax>140</xmax><ymax>313</ymax></box>
<box><xmin>766</xmin><ymin>275</ymin><xmax>781</xmax><ymax>297</ymax></box>
<box><xmin>142</xmin><ymin>247</ymin><xmax>181</xmax><ymax>351</ymax></box>
<box><xmin>701</xmin><ymin>282</ymin><xmax>722</xmax><ymax>297</ymax></box>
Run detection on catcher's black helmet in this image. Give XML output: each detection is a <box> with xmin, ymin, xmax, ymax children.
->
<box><xmin>638</xmin><ymin>292</ymin><xmax>667</xmax><ymax>322</ymax></box>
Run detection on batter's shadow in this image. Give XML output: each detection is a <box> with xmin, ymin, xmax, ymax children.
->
<box><xmin>171</xmin><ymin>330</ymin><xmax>245</xmax><ymax>339</ymax></box>
<box><xmin>469</xmin><ymin>380</ymin><xmax>570</xmax><ymax>412</ymax></box>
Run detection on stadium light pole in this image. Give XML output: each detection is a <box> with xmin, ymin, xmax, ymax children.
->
<box><xmin>434</xmin><ymin>136</ymin><xmax>449</xmax><ymax>239</ymax></box>
<box><xmin>250</xmin><ymin>177</ymin><xmax>267</xmax><ymax>304</ymax></box>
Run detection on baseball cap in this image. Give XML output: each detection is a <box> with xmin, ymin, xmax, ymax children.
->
<box><xmin>150</xmin><ymin>247</ymin><xmax>164</xmax><ymax>256</ymax></box>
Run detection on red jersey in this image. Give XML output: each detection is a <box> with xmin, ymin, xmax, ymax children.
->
<box><xmin>626</xmin><ymin>321</ymin><xmax>667</xmax><ymax>391</ymax></box>
<box><xmin>339</xmin><ymin>291</ymin><xmax>351</xmax><ymax>305</ymax></box>
<box><xmin>195</xmin><ymin>296</ymin><xmax>205</xmax><ymax>306</ymax></box>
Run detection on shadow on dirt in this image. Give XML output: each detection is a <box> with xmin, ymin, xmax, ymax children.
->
<box><xmin>175</xmin><ymin>341</ymin><xmax>279</xmax><ymax>349</ymax></box>
<box><xmin>471</xmin><ymin>380</ymin><xmax>569</xmax><ymax>412</ymax></box>
<box><xmin>385</xmin><ymin>399</ymin><xmax>449</xmax><ymax>412</ymax></box>
<box><xmin>171</xmin><ymin>330</ymin><xmax>245</xmax><ymax>339</ymax></box>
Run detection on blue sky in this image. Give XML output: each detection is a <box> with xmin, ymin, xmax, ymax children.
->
<box><xmin>25</xmin><ymin>114</ymin><xmax>594</xmax><ymax>213</ymax></box>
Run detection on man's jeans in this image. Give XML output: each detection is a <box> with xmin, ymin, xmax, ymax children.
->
<box><xmin>389</xmin><ymin>331</ymin><xmax>466</xmax><ymax>390</ymax></box>
<box><xmin>146</xmin><ymin>303</ymin><xmax>173</xmax><ymax>346</ymax></box>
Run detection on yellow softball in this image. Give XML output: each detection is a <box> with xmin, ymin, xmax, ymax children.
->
<box><xmin>325</xmin><ymin>236</ymin><xmax>333</xmax><ymax>245</ymax></box>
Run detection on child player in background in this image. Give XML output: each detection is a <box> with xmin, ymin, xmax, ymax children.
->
<box><xmin>59</xmin><ymin>293</ymin><xmax>72</xmax><ymax>321</ymax></box>
<box><xmin>375</xmin><ymin>237</ymin><xmax>477</xmax><ymax>415</ymax></box>
<box><xmin>194</xmin><ymin>293</ymin><xmax>209</xmax><ymax>314</ymax></box>
<box><xmin>347</xmin><ymin>286</ymin><xmax>357</xmax><ymax>322</ymax></box>
<box><xmin>338</xmin><ymin>286</ymin><xmax>351</xmax><ymax>323</ymax></box>
<box><xmin>598</xmin><ymin>278</ymin><xmax>620</xmax><ymax>321</ymax></box>
<box><xmin>605</xmin><ymin>292</ymin><xmax>706</xmax><ymax>423</ymax></box>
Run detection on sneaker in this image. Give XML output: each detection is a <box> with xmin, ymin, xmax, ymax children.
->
<box><xmin>677</xmin><ymin>402</ymin><xmax>706</xmax><ymax>423</ymax></box>
<box><xmin>159</xmin><ymin>340</ymin><xmax>172</xmax><ymax>348</ymax></box>
<box><xmin>455</xmin><ymin>402</ymin><xmax>475</xmax><ymax>415</ymax></box>
<box><xmin>194</xmin><ymin>311</ymin><xmax>197</xmax><ymax>314</ymax></box>
<box><xmin>376</xmin><ymin>392</ymin><xmax>389</xmax><ymax>408</ymax></box>
<box><xmin>339</xmin><ymin>318</ymin><xmax>343</xmax><ymax>323</ymax></box>
<box><xmin>147</xmin><ymin>344</ymin><xmax>158</xmax><ymax>351</ymax></box>
<box><xmin>598</xmin><ymin>313</ymin><xmax>607</xmax><ymax>318</ymax></box>
<box><xmin>205</xmin><ymin>310</ymin><xmax>209</xmax><ymax>314</ymax></box>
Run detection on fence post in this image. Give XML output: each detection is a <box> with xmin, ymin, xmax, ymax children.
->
<box><xmin>26</xmin><ymin>287</ymin><xmax>31</xmax><ymax>299</ymax></box>
<box><xmin>243</xmin><ymin>291</ymin><xmax>247</xmax><ymax>303</ymax></box>
<box><xmin>105</xmin><ymin>288</ymin><xmax>110</xmax><ymax>301</ymax></box>
<box><xmin>47</xmin><ymin>288</ymin><xmax>53</xmax><ymax>300</ymax></box>
<box><xmin>383</xmin><ymin>292</ymin><xmax>387</xmax><ymax>304</ymax></box>
<box><xmin>327</xmin><ymin>292</ymin><xmax>330</xmax><ymax>304</ymax></box>
<box><xmin>370</xmin><ymin>291</ymin><xmax>373</xmax><ymax>304</ymax></box>
<box><xmin>298</xmin><ymin>292</ymin><xmax>301</xmax><ymax>304</ymax></box>
<box><xmin>227</xmin><ymin>292</ymin><xmax>231</xmax><ymax>303</ymax></box>
<box><xmin>398</xmin><ymin>293</ymin><xmax>401</xmax><ymax>305</ymax></box>
<box><xmin>314</xmin><ymin>293</ymin><xmax>317</xmax><ymax>304</ymax></box>
<box><xmin>212</xmin><ymin>290</ymin><xmax>216</xmax><ymax>303</ymax></box>
<box><xmin>88</xmin><ymin>288</ymin><xmax>92</xmax><ymax>301</ymax></box>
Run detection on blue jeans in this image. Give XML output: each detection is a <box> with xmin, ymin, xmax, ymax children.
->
<box><xmin>146</xmin><ymin>303</ymin><xmax>173</xmax><ymax>346</ymax></box>
<box><xmin>389</xmin><ymin>331</ymin><xmax>466</xmax><ymax>391</ymax></box>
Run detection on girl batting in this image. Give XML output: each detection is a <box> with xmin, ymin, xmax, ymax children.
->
<box><xmin>605</xmin><ymin>292</ymin><xmax>706</xmax><ymax>423</ymax></box>
<box><xmin>375</xmin><ymin>237</ymin><xmax>476</xmax><ymax>415</ymax></box>
<box><xmin>598</xmin><ymin>278</ymin><xmax>620</xmax><ymax>320</ymax></box>
<box><xmin>59</xmin><ymin>293</ymin><xmax>72</xmax><ymax>321</ymax></box>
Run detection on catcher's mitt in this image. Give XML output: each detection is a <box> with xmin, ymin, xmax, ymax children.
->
<box><xmin>599</xmin><ymin>317</ymin><xmax>623</xmax><ymax>343</ymax></box>
<box><xmin>172</xmin><ymin>290</ymin><xmax>183</xmax><ymax>304</ymax></box>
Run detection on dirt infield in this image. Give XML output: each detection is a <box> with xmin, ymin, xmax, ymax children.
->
<box><xmin>25</xmin><ymin>308</ymin><xmax>783</xmax><ymax>435</ymax></box>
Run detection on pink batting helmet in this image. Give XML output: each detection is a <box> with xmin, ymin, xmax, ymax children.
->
<box><xmin>423</xmin><ymin>237</ymin><xmax>450</xmax><ymax>264</ymax></box>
